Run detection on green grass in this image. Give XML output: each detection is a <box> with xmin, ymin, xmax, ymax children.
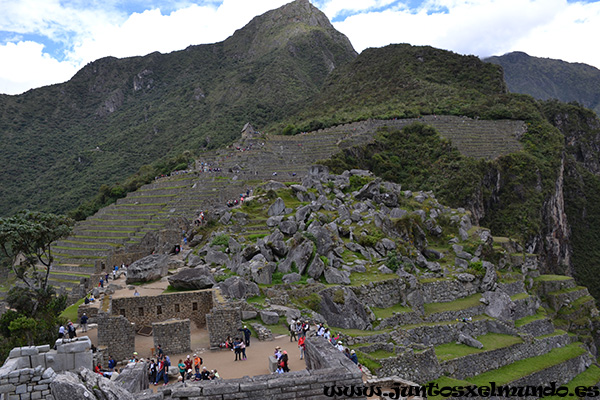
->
<box><xmin>368</xmin><ymin>349</ymin><xmax>396</xmax><ymax>359</ymax></box>
<box><xmin>468</xmin><ymin>343</ymin><xmax>586</xmax><ymax>387</ymax></box>
<box><xmin>350</xmin><ymin>265</ymin><xmax>396</xmax><ymax>286</ymax></box>
<box><xmin>534</xmin><ymin>274</ymin><xmax>573</xmax><ymax>282</ymax></box>
<box><xmin>424</xmin><ymin>293</ymin><xmax>482</xmax><ymax>315</ymax></box>
<box><xmin>60</xmin><ymin>297</ymin><xmax>85</xmax><ymax>321</ymax></box>
<box><xmin>371</xmin><ymin>303</ymin><xmax>413</xmax><ymax>319</ymax></box>
<box><xmin>355</xmin><ymin>350</ymin><xmax>382</xmax><ymax>372</ymax></box>
<box><xmin>510</xmin><ymin>292</ymin><xmax>529</xmax><ymax>301</ymax></box>
<box><xmin>332</xmin><ymin>326</ymin><xmax>393</xmax><ymax>337</ymax></box>
<box><xmin>515</xmin><ymin>310</ymin><xmax>546</xmax><ymax>327</ymax></box>
<box><xmin>435</xmin><ymin>333</ymin><xmax>523</xmax><ymax>362</ymax></box>
<box><xmin>536</xmin><ymin>329</ymin><xmax>566</xmax><ymax>339</ymax></box>
<box><xmin>548</xmin><ymin>286</ymin><xmax>586</xmax><ymax>296</ymax></box>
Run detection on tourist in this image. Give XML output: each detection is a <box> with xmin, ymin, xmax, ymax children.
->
<box><xmin>323</xmin><ymin>328</ymin><xmax>331</xmax><ymax>341</ymax></box>
<box><xmin>94</xmin><ymin>363</ymin><xmax>103</xmax><ymax>375</ymax></box>
<box><xmin>201</xmin><ymin>366</ymin><xmax>210</xmax><ymax>380</ymax></box>
<box><xmin>240</xmin><ymin>340</ymin><xmax>247</xmax><ymax>360</ymax></box>
<box><xmin>280</xmin><ymin>350</ymin><xmax>290</xmax><ymax>372</ymax></box>
<box><xmin>336</xmin><ymin>341</ymin><xmax>344</xmax><ymax>352</ymax></box>
<box><xmin>350</xmin><ymin>350</ymin><xmax>358</xmax><ymax>365</ymax></box>
<box><xmin>130</xmin><ymin>352</ymin><xmax>139</xmax><ymax>363</ymax></box>
<box><xmin>108</xmin><ymin>356</ymin><xmax>116</xmax><ymax>371</ymax></box>
<box><xmin>289</xmin><ymin>319</ymin><xmax>297</xmax><ymax>342</ymax></box>
<box><xmin>317</xmin><ymin>323</ymin><xmax>325</xmax><ymax>337</ymax></box>
<box><xmin>274</xmin><ymin>346</ymin><xmax>282</xmax><ymax>360</ymax></box>
<box><xmin>80</xmin><ymin>313</ymin><xmax>88</xmax><ymax>332</ymax></box>
<box><xmin>58</xmin><ymin>325</ymin><xmax>65</xmax><ymax>339</ymax></box>
<box><xmin>184</xmin><ymin>355</ymin><xmax>192</xmax><ymax>373</ymax></box>
<box><xmin>213</xmin><ymin>369</ymin><xmax>220</xmax><ymax>379</ymax></box>
<box><xmin>99</xmin><ymin>277</ymin><xmax>104</xmax><ymax>288</ymax></box>
<box><xmin>156</xmin><ymin>344</ymin><xmax>164</xmax><ymax>359</ymax></box>
<box><xmin>154</xmin><ymin>359</ymin><xmax>164</xmax><ymax>385</ymax></box>
<box><xmin>239</xmin><ymin>326</ymin><xmax>251</xmax><ymax>346</ymax></box>
<box><xmin>148</xmin><ymin>360</ymin><xmax>157</xmax><ymax>384</ymax></box>
<box><xmin>275</xmin><ymin>365</ymin><xmax>284</xmax><ymax>374</ymax></box>
<box><xmin>233</xmin><ymin>338</ymin><xmax>242</xmax><ymax>361</ymax></box>
<box><xmin>298</xmin><ymin>336</ymin><xmax>306</xmax><ymax>360</ymax></box>
<box><xmin>178</xmin><ymin>359</ymin><xmax>186</xmax><ymax>382</ymax></box>
<box><xmin>134</xmin><ymin>289</ymin><xmax>140</xmax><ymax>296</ymax></box>
<box><xmin>67</xmin><ymin>321</ymin><xmax>76</xmax><ymax>339</ymax></box>
<box><xmin>193</xmin><ymin>354</ymin><xmax>202</xmax><ymax>374</ymax></box>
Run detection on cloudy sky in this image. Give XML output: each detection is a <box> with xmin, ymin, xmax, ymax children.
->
<box><xmin>0</xmin><ymin>0</ymin><xmax>599</xmax><ymax>95</ymax></box>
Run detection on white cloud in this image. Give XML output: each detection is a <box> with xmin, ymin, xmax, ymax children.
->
<box><xmin>332</xmin><ymin>0</ymin><xmax>600</xmax><ymax>68</ymax></box>
<box><xmin>0</xmin><ymin>41</ymin><xmax>78</xmax><ymax>94</ymax></box>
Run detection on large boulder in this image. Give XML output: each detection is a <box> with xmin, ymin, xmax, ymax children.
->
<box><xmin>482</xmin><ymin>290</ymin><xmax>515</xmax><ymax>322</ymax></box>
<box><xmin>319</xmin><ymin>287</ymin><xmax>372</xmax><ymax>329</ymax></box>
<box><xmin>458</xmin><ymin>333</ymin><xmax>483</xmax><ymax>349</ymax></box>
<box><xmin>241</xmin><ymin>244</ymin><xmax>261</xmax><ymax>261</ymax></box>
<box><xmin>217</xmin><ymin>277</ymin><xmax>260</xmax><ymax>299</ymax></box>
<box><xmin>278</xmin><ymin>240</ymin><xmax>314</xmax><ymax>274</ymax></box>
<box><xmin>249</xmin><ymin>255</ymin><xmax>276</xmax><ymax>285</ymax></box>
<box><xmin>114</xmin><ymin>360</ymin><xmax>149</xmax><ymax>393</ymax></box>
<box><xmin>260</xmin><ymin>311</ymin><xmax>280</xmax><ymax>325</ymax></box>
<box><xmin>307</xmin><ymin>256</ymin><xmax>325</xmax><ymax>280</ymax></box>
<box><xmin>167</xmin><ymin>266</ymin><xmax>216</xmax><ymax>290</ymax></box>
<box><xmin>307</xmin><ymin>224</ymin><xmax>335</xmax><ymax>256</ymax></box>
<box><xmin>51</xmin><ymin>369</ymin><xmax>135</xmax><ymax>400</ymax></box>
<box><xmin>323</xmin><ymin>267</ymin><xmax>351</xmax><ymax>285</ymax></box>
<box><xmin>205</xmin><ymin>249</ymin><xmax>229</xmax><ymax>266</ymax></box>
<box><xmin>126</xmin><ymin>254</ymin><xmax>169</xmax><ymax>284</ymax></box>
<box><xmin>279</xmin><ymin>220</ymin><xmax>298</xmax><ymax>236</ymax></box>
<box><xmin>268</xmin><ymin>197</ymin><xmax>286</xmax><ymax>216</ymax></box>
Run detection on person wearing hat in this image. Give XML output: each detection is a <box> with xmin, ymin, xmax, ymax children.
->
<box><xmin>274</xmin><ymin>346</ymin><xmax>282</xmax><ymax>360</ymax></box>
<box><xmin>350</xmin><ymin>350</ymin><xmax>358</xmax><ymax>364</ymax></box>
<box><xmin>238</xmin><ymin>325</ymin><xmax>252</xmax><ymax>346</ymax></box>
<box><xmin>130</xmin><ymin>352</ymin><xmax>139</xmax><ymax>363</ymax></box>
<box><xmin>336</xmin><ymin>341</ymin><xmax>344</xmax><ymax>352</ymax></box>
<box><xmin>80</xmin><ymin>313</ymin><xmax>89</xmax><ymax>332</ymax></box>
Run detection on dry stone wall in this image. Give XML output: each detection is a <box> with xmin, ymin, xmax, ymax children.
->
<box><xmin>97</xmin><ymin>314</ymin><xmax>136</xmax><ymax>363</ymax></box>
<box><xmin>0</xmin><ymin>338</ymin><xmax>93</xmax><ymax>400</ymax></box>
<box><xmin>205</xmin><ymin>307</ymin><xmax>242</xmax><ymax>349</ymax></box>
<box><xmin>420</xmin><ymin>280</ymin><xmax>478</xmax><ymax>303</ymax></box>
<box><xmin>152</xmin><ymin>319</ymin><xmax>191</xmax><ymax>356</ymax></box>
<box><xmin>111</xmin><ymin>289</ymin><xmax>214</xmax><ymax>328</ymax></box>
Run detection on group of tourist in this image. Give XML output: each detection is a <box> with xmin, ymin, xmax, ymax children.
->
<box><xmin>274</xmin><ymin>346</ymin><xmax>290</xmax><ymax>373</ymax></box>
<box><xmin>314</xmin><ymin>322</ymin><xmax>358</xmax><ymax>365</ymax></box>
<box><xmin>58</xmin><ymin>321</ymin><xmax>78</xmax><ymax>339</ymax></box>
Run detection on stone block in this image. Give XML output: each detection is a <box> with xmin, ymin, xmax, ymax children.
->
<box><xmin>30</xmin><ymin>356</ymin><xmax>46</xmax><ymax>370</ymax></box>
<box><xmin>241</xmin><ymin>311</ymin><xmax>257</xmax><ymax>320</ymax></box>
<box><xmin>259</xmin><ymin>311</ymin><xmax>279</xmax><ymax>325</ymax></box>
<box><xmin>0</xmin><ymin>384</ymin><xmax>16</xmax><ymax>393</ymax></box>
<box><xmin>73</xmin><ymin>351</ymin><xmax>93</xmax><ymax>371</ymax></box>
<box><xmin>15</xmin><ymin>384</ymin><xmax>27</xmax><ymax>394</ymax></box>
<box><xmin>31</xmin><ymin>391</ymin><xmax>42</xmax><ymax>400</ymax></box>
<box><xmin>202</xmin><ymin>383</ymin><xmax>240</xmax><ymax>396</ymax></box>
<box><xmin>57</xmin><ymin>339</ymin><xmax>90</xmax><ymax>354</ymax></box>
<box><xmin>21</xmin><ymin>347</ymin><xmax>38</xmax><ymax>356</ymax></box>
<box><xmin>8</xmin><ymin>348</ymin><xmax>21</xmax><ymax>359</ymax></box>
<box><xmin>171</xmin><ymin>387</ymin><xmax>201</xmax><ymax>397</ymax></box>
<box><xmin>41</xmin><ymin>368</ymin><xmax>55</xmax><ymax>380</ymax></box>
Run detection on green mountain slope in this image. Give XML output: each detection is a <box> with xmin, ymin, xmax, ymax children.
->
<box><xmin>485</xmin><ymin>51</ymin><xmax>600</xmax><ymax>116</ymax></box>
<box><xmin>0</xmin><ymin>0</ymin><xmax>356</xmax><ymax>217</ymax></box>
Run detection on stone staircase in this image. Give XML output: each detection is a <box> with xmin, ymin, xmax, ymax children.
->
<box><xmin>47</xmin><ymin>116</ymin><xmax>526</xmax><ymax>297</ymax></box>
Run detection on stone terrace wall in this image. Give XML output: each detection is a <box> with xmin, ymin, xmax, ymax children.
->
<box><xmin>442</xmin><ymin>333</ymin><xmax>571</xmax><ymax>379</ymax></box>
<box><xmin>498</xmin><ymin>280</ymin><xmax>526</xmax><ymax>297</ymax></box>
<box><xmin>351</xmin><ymin>279</ymin><xmax>404</xmax><ymax>308</ymax></box>
<box><xmin>153</xmin><ymin>319</ymin><xmax>191</xmax><ymax>356</ymax></box>
<box><xmin>162</xmin><ymin>337</ymin><xmax>364</xmax><ymax>400</ymax></box>
<box><xmin>111</xmin><ymin>289</ymin><xmax>214</xmax><ymax>328</ymax></box>
<box><xmin>377</xmin><ymin>347</ymin><xmax>442</xmax><ymax>384</ymax></box>
<box><xmin>206</xmin><ymin>307</ymin><xmax>242</xmax><ymax>349</ymax></box>
<box><xmin>513</xmin><ymin>295</ymin><xmax>540</xmax><ymax>320</ymax></box>
<box><xmin>97</xmin><ymin>314</ymin><xmax>135</xmax><ymax>363</ymax></box>
<box><xmin>0</xmin><ymin>339</ymin><xmax>93</xmax><ymax>400</ymax></box>
<box><xmin>420</xmin><ymin>279</ymin><xmax>478</xmax><ymax>304</ymax></box>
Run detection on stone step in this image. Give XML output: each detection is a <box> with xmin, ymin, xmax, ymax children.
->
<box><xmin>72</xmin><ymin>229</ymin><xmax>136</xmax><ymax>238</ymax></box>
<box><xmin>55</xmin><ymin>240</ymin><xmax>118</xmax><ymax>250</ymax></box>
<box><xmin>51</xmin><ymin>246</ymin><xmax>111</xmax><ymax>257</ymax></box>
<box><xmin>52</xmin><ymin>265</ymin><xmax>97</xmax><ymax>275</ymax></box>
<box><xmin>533</xmin><ymin>275</ymin><xmax>577</xmax><ymax>297</ymax></box>
<box><xmin>547</xmin><ymin>286</ymin><xmax>590</xmax><ymax>311</ymax></box>
<box><xmin>61</xmin><ymin>236</ymin><xmax>129</xmax><ymax>244</ymax></box>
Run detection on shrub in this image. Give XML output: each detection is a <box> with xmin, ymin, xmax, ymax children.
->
<box><xmin>211</xmin><ymin>234</ymin><xmax>229</xmax><ymax>248</ymax></box>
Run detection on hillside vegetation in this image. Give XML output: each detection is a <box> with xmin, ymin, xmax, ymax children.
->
<box><xmin>486</xmin><ymin>51</ymin><xmax>600</xmax><ymax>116</ymax></box>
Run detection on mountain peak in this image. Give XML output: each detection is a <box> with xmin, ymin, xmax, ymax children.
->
<box><xmin>224</xmin><ymin>0</ymin><xmax>356</xmax><ymax>61</ymax></box>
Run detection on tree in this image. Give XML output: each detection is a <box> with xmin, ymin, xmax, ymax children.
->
<box><xmin>0</xmin><ymin>210</ymin><xmax>73</xmax><ymax>311</ymax></box>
